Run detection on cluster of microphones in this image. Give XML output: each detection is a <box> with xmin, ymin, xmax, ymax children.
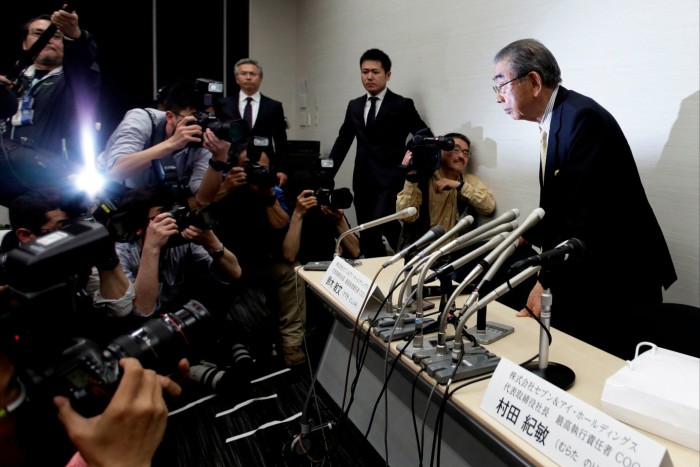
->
<box><xmin>328</xmin><ymin>206</ymin><xmax>585</xmax><ymax>385</ymax></box>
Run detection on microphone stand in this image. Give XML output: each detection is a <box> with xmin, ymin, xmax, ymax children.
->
<box><xmin>522</xmin><ymin>268</ymin><xmax>575</xmax><ymax>390</ymax></box>
<box><xmin>423</xmin><ymin>266</ymin><xmax>542</xmax><ymax>384</ymax></box>
<box><xmin>410</xmin><ymin>234</ymin><xmax>508</xmax><ymax>365</ymax></box>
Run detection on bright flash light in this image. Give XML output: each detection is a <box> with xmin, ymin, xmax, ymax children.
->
<box><xmin>75</xmin><ymin>167</ymin><xmax>105</xmax><ymax>197</ymax></box>
<box><xmin>74</xmin><ymin>125</ymin><xmax>105</xmax><ymax>197</ymax></box>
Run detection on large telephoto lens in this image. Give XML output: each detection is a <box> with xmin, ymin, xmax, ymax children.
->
<box><xmin>106</xmin><ymin>299</ymin><xmax>211</xmax><ymax>375</ymax></box>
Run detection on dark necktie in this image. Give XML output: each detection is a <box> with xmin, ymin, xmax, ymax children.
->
<box><xmin>244</xmin><ymin>96</ymin><xmax>253</xmax><ymax>129</ymax></box>
<box><xmin>366</xmin><ymin>96</ymin><xmax>378</xmax><ymax>127</ymax></box>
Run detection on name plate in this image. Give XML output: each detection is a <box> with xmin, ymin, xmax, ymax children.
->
<box><xmin>321</xmin><ymin>256</ymin><xmax>377</xmax><ymax>318</ymax></box>
<box><xmin>481</xmin><ymin>358</ymin><xmax>670</xmax><ymax>467</ymax></box>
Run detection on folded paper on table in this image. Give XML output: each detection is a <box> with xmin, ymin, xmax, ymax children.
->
<box><xmin>601</xmin><ymin>342</ymin><xmax>699</xmax><ymax>451</ymax></box>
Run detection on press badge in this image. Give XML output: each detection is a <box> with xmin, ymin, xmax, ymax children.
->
<box><xmin>11</xmin><ymin>95</ymin><xmax>34</xmax><ymax>126</ymax></box>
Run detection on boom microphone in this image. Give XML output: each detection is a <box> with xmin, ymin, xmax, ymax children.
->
<box><xmin>509</xmin><ymin>238</ymin><xmax>585</xmax><ymax>271</ymax></box>
<box><xmin>382</xmin><ymin>225</ymin><xmax>445</xmax><ymax>268</ymax></box>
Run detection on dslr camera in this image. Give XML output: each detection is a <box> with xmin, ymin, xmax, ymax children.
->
<box><xmin>402</xmin><ymin>128</ymin><xmax>455</xmax><ymax>179</ymax></box>
<box><xmin>0</xmin><ymin>221</ymin><xmax>214</xmax><ymax>416</ymax></box>
<box><xmin>305</xmin><ymin>158</ymin><xmax>353</xmax><ymax>210</ymax></box>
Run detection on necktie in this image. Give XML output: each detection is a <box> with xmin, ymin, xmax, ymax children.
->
<box><xmin>366</xmin><ymin>96</ymin><xmax>378</xmax><ymax>127</ymax></box>
<box><xmin>539</xmin><ymin>129</ymin><xmax>548</xmax><ymax>179</ymax></box>
<box><xmin>244</xmin><ymin>97</ymin><xmax>253</xmax><ymax>129</ymax></box>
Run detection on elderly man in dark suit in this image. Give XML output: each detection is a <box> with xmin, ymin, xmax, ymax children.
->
<box><xmin>217</xmin><ymin>58</ymin><xmax>289</xmax><ymax>186</ymax></box>
<box><xmin>492</xmin><ymin>39</ymin><xmax>676</xmax><ymax>359</ymax></box>
<box><xmin>329</xmin><ymin>48</ymin><xmax>428</xmax><ymax>257</ymax></box>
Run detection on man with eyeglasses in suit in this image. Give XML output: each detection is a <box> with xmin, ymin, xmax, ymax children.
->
<box><xmin>492</xmin><ymin>39</ymin><xmax>676</xmax><ymax>358</ymax></box>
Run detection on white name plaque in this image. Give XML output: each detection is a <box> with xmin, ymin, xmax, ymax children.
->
<box><xmin>481</xmin><ymin>358</ymin><xmax>670</xmax><ymax>467</ymax></box>
<box><xmin>321</xmin><ymin>256</ymin><xmax>376</xmax><ymax>318</ymax></box>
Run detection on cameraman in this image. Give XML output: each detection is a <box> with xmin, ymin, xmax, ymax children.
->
<box><xmin>198</xmin><ymin>144</ymin><xmax>308</xmax><ymax>367</ymax></box>
<box><xmin>396</xmin><ymin>132</ymin><xmax>496</xmax><ymax>245</ymax></box>
<box><xmin>282</xmin><ymin>175</ymin><xmax>360</xmax><ymax>264</ymax></box>
<box><xmin>113</xmin><ymin>186</ymin><xmax>241</xmax><ymax>317</ymax></box>
<box><xmin>98</xmin><ymin>81</ymin><xmax>224</xmax><ymax>208</ymax></box>
<box><xmin>1</xmin><ymin>351</ymin><xmax>188</xmax><ymax>467</ymax></box>
<box><xmin>1</xmin><ymin>190</ymin><xmax>134</xmax><ymax>328</ymax></box>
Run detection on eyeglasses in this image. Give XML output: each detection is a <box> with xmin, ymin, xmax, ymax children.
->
<box><xmin>40</xmin><ymin>219</ymin><xmax>70</xmax><ymax>234</ymax></box>
<box><xmin>492</xmin><ymin>73</ymin><xmax>529</xmax><ymax>95</ymax></box>
<box><xmin>452</xmin><ymin>147</ymin><xmax>471</xmax><ymax>157</ymax></box>
<box><xmin>237</xmin><ymin>71</ymin><xmax>259</xmax><ymax>77</ymax></box>
<box><xmin>28</xmin><ymin>28</ymin><xmax>64</xmax><ymax>40</ymax></box>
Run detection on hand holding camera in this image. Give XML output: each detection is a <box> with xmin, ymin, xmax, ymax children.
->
<box><xmin>144</xmin><ymin>211</ymin><xmax>180</xmax><ymax>252</ymax></box>
<box><xmin>170</xmin><ymin>114</ymin><xmax>203</xmax><ymax>151</ymax></box>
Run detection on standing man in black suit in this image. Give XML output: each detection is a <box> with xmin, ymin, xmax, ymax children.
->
<box><xmin>492</xmin><ymin>39</ymin><xmax>676</xmax><ymax>359</ymax></box>
<box><xmin>217</xmin><ymin>58</ymin><xmax>289</xmax><ymax>186</ymax></box>
<box><xmin>329</xmin><ymin>48</ymin><xmax>428</xmax><ymax>258</ymax></box>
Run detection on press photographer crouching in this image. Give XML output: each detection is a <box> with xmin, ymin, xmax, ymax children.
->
<box><xmin>0</xmin><ymin>211</ymin><xmax>199</xmax><ymax>466</ymax></box>
<box><xmin>198</xmin><ymin>138</ymin><xmax>308</xmax><ymax>367</ymax></box>
<box><xmin>283</xmin><ymin>158</ymin><xmax>360</xmax><ymax>264</ymax></box>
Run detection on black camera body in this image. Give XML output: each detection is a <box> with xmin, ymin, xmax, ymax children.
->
<box><xmin>244</xmin><ymin>161</ymin><xmax>278</xmax><ymax>189</ymax></box>
<box><xmin>403</xmin><ymin>128</ymin><xmax>455</xmax><ymax>178</ymax></box>
<box><xmin>21</xmin><ymin>300</ymin><xmax>211</xmax><ymax>417</ymax></box>
<box><xmin>305</xmin><ymin>159</ymin><xmax>353</xmax><ymax>210</ymax></box>
<box><xmin>188</xmin><ymin>111</ymin><xmax>249</xmax><ymax>144</ymax></box>
<box><xmin>0</xmin><ymin>221</ymin><xmax>213</xmax><ymax>417</ymax></box>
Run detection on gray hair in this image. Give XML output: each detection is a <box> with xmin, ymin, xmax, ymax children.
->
<box><xmin>234</xmin><ymin>58</ymin><xmax>263</xmax><ymax>78</ymax></box>
<box><xmin>494</xmin><ymin>39</ymin><xmax>562</xmax><ymax>87</ymax></box>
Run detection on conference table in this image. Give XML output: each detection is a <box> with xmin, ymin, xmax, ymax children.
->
<box><xmin>298</xmin><ymin>256</ymin><xmax>698</xmax><ymax>466</ymax></box>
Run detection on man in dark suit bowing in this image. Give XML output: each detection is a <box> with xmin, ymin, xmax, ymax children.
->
<box><xmin>492</xmin><ymin>39</ymin><xmax>676</xmax><ymax>359</ymax></box>
<box><xmin>217</xmin><ymin>58</ymin><xmax>289</xmax><ymax>186</ymax></box>
<box><xmin>329</xmin><ymin>48</ymin><xmax>428</xmax><ymax>257</ymax></box>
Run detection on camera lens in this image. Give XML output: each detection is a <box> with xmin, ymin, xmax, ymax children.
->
<box><xmin>106</xmin><ymin>300</ymin><xmax>212</xmax><ymax>376</ymax></box>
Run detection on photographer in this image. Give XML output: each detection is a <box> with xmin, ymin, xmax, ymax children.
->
<box><xmin>1</xmin><ymin>6</ymin><xmax>100</xmax><ymax>162</ymax></box>
<box><xmin>1</xmin><ymin>189</ymin><xmax>134</xmax><ymax>330</ymax></box>
<box><xmin>98</xmin><ymin>81</ymin><xmax>224</xmax><ymax>207</ymax></box>
<box><xmin>282</xmin><ymin>169</ymin><xmax>360</xmax><ymax>264</ymax></box>
<box><xmin>1</xmin><ymin>351</ymin><xmax>188</xmax><ymax>467</ymax></box>
<box><xmin>113</xmin><ymin>186</ymin><xmax>241</xmax><ymax>317</ymax></box>
<box><xmin>199</xmin><ymin>144</ymin><xmax>307</xmax><ymax>367</ymax></box>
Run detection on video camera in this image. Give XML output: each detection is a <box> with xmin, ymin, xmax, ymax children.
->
<box><xmin>402</xmin><ymin>128</ymin><xmax>455</xmax><ymax>179</ymax></box>
<box><xmin>0</xmin><ymin>221</ymin><xmax>213</xmax><ymax>417</ymax></box>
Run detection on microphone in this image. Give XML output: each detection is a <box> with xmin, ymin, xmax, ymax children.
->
<box><xmin>411</xmin><ymin>135</ymin><xmax>455</xmax><ymax>150</ymax></box>
<box><xmin>334</xmin><ymin>207</ymin><xmax>417</xmax><ymax>256</ymax></box>
<box><xmin>509</xmin><ymin>238</ymin><xmax>585</xmax><ymax>272</ymax></box>
<box><xmin>433</xmin><ymin>208</ymin><xmax>520</xmax><ymax>257</ymax></box>
<box><xmin>425</xmin><ymin>232</ymin><xmax>510</xmax><ymax>282</ymax></box>
<box><xmin>415</xmin><ymin>215</ymin><xmax>473</xmax><ymax>259</ymax></box>
<box><xmin>357</xmin><ymin>206</ymin><xmax>416</xmax><ymax>231</ymax></box>
<box><xmin>382</xmin><ymin>225</ymin><xmax>446</xmax><ymax>268</ymax></box>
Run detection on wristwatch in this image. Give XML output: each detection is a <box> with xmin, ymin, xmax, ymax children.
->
<box><xmin>209</xmin><ymin>245</ymin><xmax>225</xmax><ymax>260</ymax></box>
<box><xmin>208</xmin><ymin>159</ymin><xmax>228</xmax><ymax>172</ymax></box>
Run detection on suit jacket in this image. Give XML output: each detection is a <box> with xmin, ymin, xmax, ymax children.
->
<box><xmin>218</xmin><ymin>93</ymin><xmax>289</xmax><ymax>174</ymax></box>
<box><xmin>525</xmin><ymin>87</ymin><xmax>676</xmax><ymax>308</ymax></box>
<box><xmin>329</xmin><ymin>88</ymin><xmax>427</xmax><ymax>223</ymax></box>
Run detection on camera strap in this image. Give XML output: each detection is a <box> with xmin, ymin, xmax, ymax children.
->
<box><xmin>142</xmin><ymin>108</ymin><xmax>182</xmax><ymax>186</ymax></box>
